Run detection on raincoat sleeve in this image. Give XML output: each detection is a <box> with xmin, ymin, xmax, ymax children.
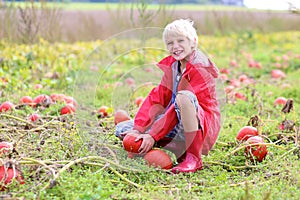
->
<box><xmin>133</xmin><ymin>71</ymin><xmax>173</xmax><ymax>133</ymax></box>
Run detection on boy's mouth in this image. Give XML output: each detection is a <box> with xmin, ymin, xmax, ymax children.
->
<box><xmin>173</xmin><ymin>50</ymin><xmax>184</xmax><ymax>56</ymax></box>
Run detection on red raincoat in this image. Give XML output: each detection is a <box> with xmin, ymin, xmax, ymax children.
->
<box><xmin>133</xmin><ymin>50</ymin><xmax>221</xmax><ymax>155</ymax></box>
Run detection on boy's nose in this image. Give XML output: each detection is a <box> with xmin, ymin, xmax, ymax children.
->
<box><xmin>173</xmin><ymin>41</ymin><xmax>179</xmax><ymax>48</ymax></box>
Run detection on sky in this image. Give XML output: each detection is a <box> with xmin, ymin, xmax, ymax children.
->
<box><xmin>243</xmin><ymin>0</ymin><xmax>300</xmax><ymax>10</ymax></box>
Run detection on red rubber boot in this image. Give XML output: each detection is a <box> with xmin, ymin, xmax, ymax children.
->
<box><xmin>171</xmin><ymin>130</ymin><xmax>204</xmax><ymax>173</ymax></box>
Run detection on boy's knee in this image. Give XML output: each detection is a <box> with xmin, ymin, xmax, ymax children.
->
<box><xmin>175</xmin><ymin>90</ymin><xmax>194</xmax><ymax>109</ymax></box>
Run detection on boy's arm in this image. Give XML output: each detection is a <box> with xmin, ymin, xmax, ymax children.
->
<box><xmin>133</xmin><ymin>73</ymin><xmax>172</xmax><ymax>133</ymax></box>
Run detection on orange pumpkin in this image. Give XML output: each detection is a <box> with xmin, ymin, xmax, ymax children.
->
<box><xmin>122</xmin><ymin>135</ymin><xmax>142</xmax><ymax>153</ymax></box>
<box><xmin>144</xmin><ymin>149</ymin><xmax>173</xmax><ymax>170</ymax></box>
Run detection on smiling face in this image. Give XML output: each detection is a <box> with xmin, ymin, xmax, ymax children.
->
<box><xmin>165</xmin><ymin>35</ymin><xmax>195</xmax><ymax>62</ymax></box>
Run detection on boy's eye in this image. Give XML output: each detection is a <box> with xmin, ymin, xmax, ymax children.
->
<box><xmin>178</xmin><ymin>39</ymin><xmax>184</xmax><ymax>43</ymax></box>
<box><xmin>167</xmin><ymin>42</ymin><xmax>173</xmax><ymax>45</ymax></box>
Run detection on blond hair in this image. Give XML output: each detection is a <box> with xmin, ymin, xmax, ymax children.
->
<box><xmin>163</xmin><ymin>19</ymin><xmax>198</xmax><ymax>50</ymax></box>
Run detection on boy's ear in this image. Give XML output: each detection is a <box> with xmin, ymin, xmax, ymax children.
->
<box><xmin>191</xmin><ymin>38</ymin><xmax>197</xmax><ymax>48</ymax></box>
<box><xmin>191</xmin><ymin>42</ymin><xmax>196</xmax><ymax>49</ymax></box>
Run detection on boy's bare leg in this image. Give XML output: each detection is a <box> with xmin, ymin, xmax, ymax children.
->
<box><xmin>176</xmin><ymin>93</ymin><xmax>198</xmax><ymax>132</ymax></box>
<box><xmin>172</xmin><ymin>92</ymin><xmax>204</xmax><ymax>173</ymax></box>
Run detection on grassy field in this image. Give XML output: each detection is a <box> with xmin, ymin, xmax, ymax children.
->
<box><xmin>0</xmin><ymin>1</ymin><xmax>299</xmax><ymax>199</ymax></box>
<box><xmin>0</xmin><ymin>30</ymin><xmax>299</xmax><ymax>199</ymax></box>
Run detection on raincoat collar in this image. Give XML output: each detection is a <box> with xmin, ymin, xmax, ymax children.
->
<box><xmin>157</xmin><ymin>50</ymin><xmax>219</xmax><ymax>78</ymax></box>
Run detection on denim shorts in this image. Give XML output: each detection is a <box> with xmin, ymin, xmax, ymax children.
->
<box><xmin>115</xmin><ymin>90</ymin><xmax>199</xmax><ymax>141</ymax></box>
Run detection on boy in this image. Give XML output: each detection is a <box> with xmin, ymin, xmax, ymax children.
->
<box><xmin>116</xmin><ymin>19</ymin><xmax>221</xmax><ymax>173</ymax></box>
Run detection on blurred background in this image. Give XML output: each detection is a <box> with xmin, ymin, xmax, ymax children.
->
<box><xmin>0</xmin><ymin>0</ymin><xmax>299</xmax><ymax>42</ymax></box>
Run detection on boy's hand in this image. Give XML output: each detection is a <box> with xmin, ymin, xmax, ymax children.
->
<box><xmin>121</xmin><ymin>130</ymin><xmax>140</xmax><ymax>138</ymax></box>
<box><xmin>135</xmin><ymin>134</ymin><xmax>155</xmax><ymax>154</ymax></box>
